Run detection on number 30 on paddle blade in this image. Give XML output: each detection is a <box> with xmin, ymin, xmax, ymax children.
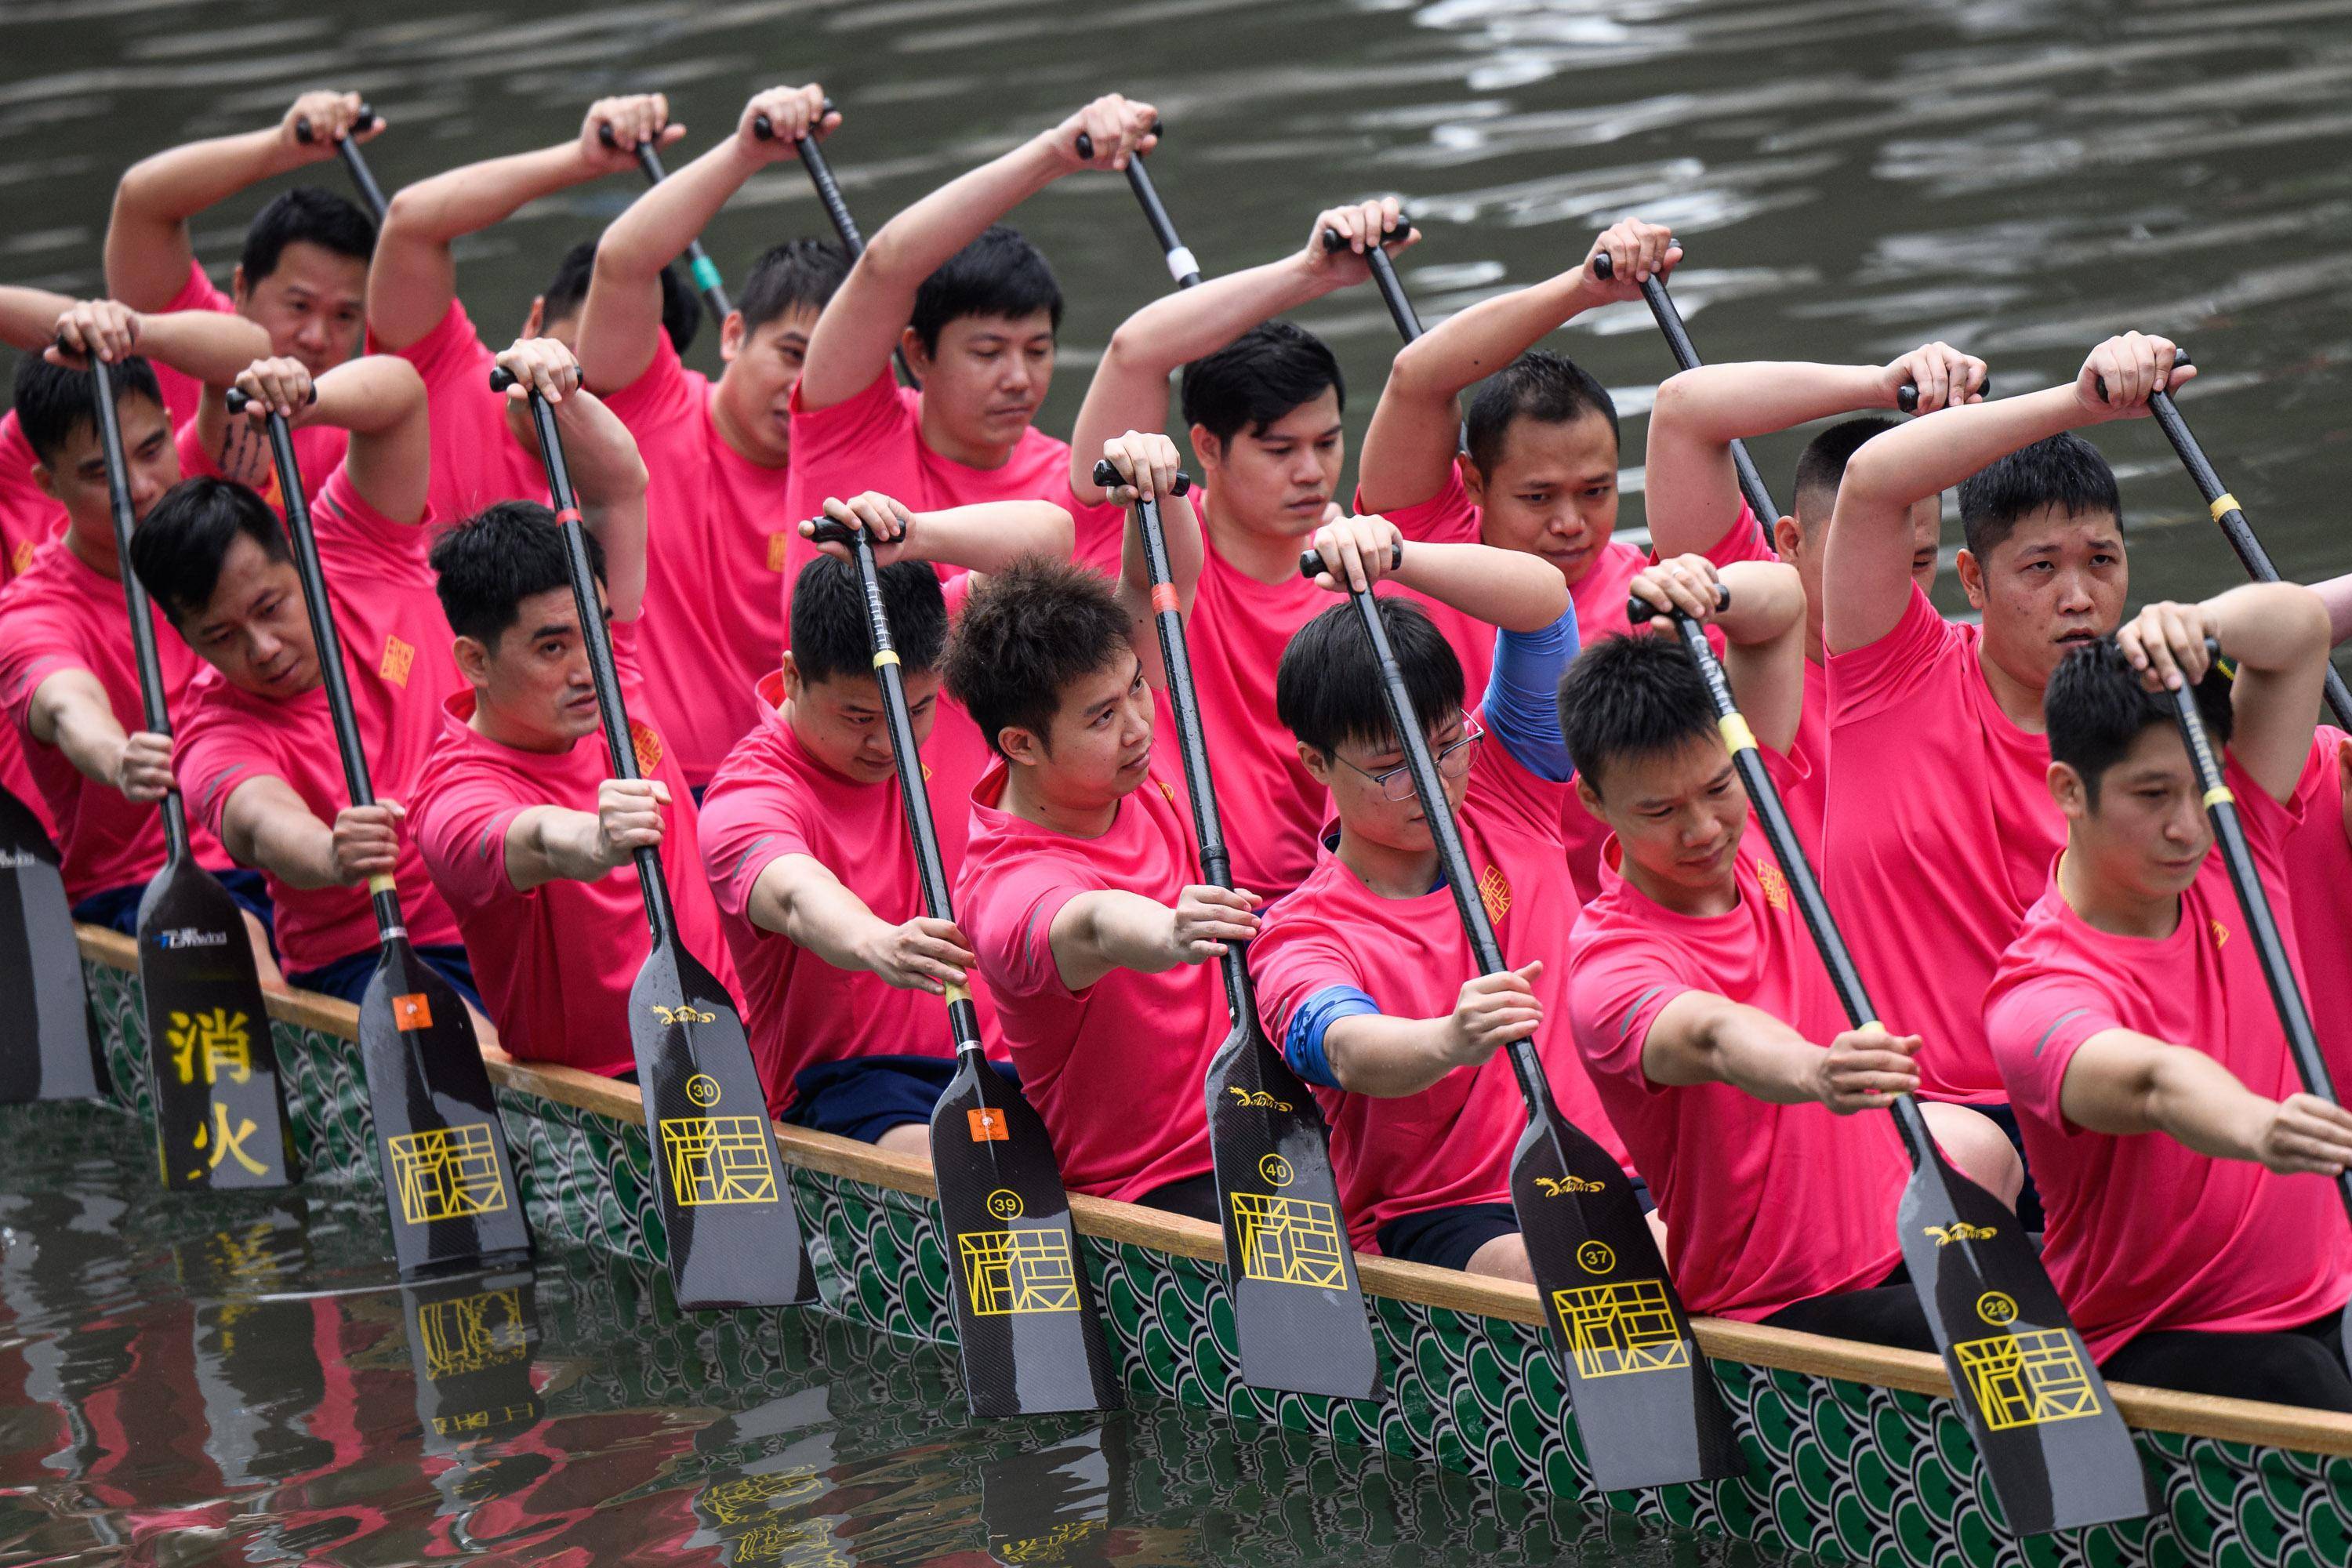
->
<box><xmin>630</xmin><ymin>947</ymin><xmax>817</xmax><ymax>1309</ymax></box>
<box><xmin>1206</xmin><ymin>1018</ymin><xmax>1381</xmax><ymax>1400</ymax></box>
<box><xmin>1512</xmin><ymin>1102</ymin><xmax>1744</xmax><ymax>1494</ymax></box>
<box><xmin>931</xmin><ymin>1052</ymin><xmax>1122</xmax><ymax>1416</ymax></box>
<box><xmin>0</xmin><ymin>783</ymin><xmax>101</xmax><ymax>1104</ymax></box>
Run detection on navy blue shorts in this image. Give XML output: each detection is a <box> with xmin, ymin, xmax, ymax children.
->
<box><xmin>74</xmin><ymin>867</ymin><xmax>278</xmax><ymax>951</ymax></box>
<box><xmin>287</xmin><ymin>943</ymin><xmax>483</xmax><ymax>1011</ymax></box>
<box><xmin>782</xmin><ymin>1054</ymin><xmax>1017</xmax><ymax>1145</ymax></box>
<box><xmin>1379</xmin><ymin>1202</ymin><xmax>1519</xmax><ymax>1272</ymax></box>
<box><xmin>1964</xmin><ymin>1102</ymin><xmax>2045</xmax><ymax>1233</ymax></box>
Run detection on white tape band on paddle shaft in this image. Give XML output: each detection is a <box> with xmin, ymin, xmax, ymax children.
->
<box><xmin>1164</xmin><ymin>246</ymin><xmax>1199</xmax><ymax>281</ymax></box>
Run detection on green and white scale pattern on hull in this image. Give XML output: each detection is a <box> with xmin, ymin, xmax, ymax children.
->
<box><xmin>81</xmin><ymin>956</ymin><xmax>2352</xmax><ymax>1568</ymax></box>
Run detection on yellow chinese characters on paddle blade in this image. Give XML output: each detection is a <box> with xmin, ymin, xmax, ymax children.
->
<box><xmin>658</xmin><ymin>1115</ymin><xmax>782</xmax><ymax>1206</ymax></box>
<box><xmin>187</xmin><ymin>1102</ymin><xmax>268</xmax><ymax>1181</ymax></box>
<box><xmin>416</xmin><ymin>1284</ymin><xmax>530</xmax><ymax>1381</ymax></box>
<box><xmin>1951</xmin><ymin>1290</ymin><xmax>2104</xmax><ymax>1432</ymax></box>
<box><xmin>1552</xmin><ymin>1277</ymin><xmax>1694</xmax><ymax>1380</ymax></box>
<box><xmin>1232</xmin><ymin>1191</ymin><xmax>1348</xmax><ymax>1288</ymax></box>
<box><xmin>387</xmin><ymin>1122</ymin><xmax>512</xmax><ymax>1227</ymax></box>
<box><xmin>168</xmin><ymin>1007</ymin><xmax>253</xmax><ymax>1086</ymax></box>
<box><xmin>956</xmin><ymin>1225</ymin><xmax>1083</xmax><ymax>1316</ymax></box>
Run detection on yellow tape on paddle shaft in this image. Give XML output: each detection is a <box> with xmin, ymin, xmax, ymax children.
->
<box><xmin>943</xmin><ymin>982</ymin><xmax>972</xmax><ymax>1005</ymax></box>
<box><xmin>368</xmin><ymin>874</ymin><xmax>397</xmax><ymax>895</ymax></box>
<box><xmin>2203</xmin><ymin>785</ymin><xmax>2235</xmax><ymax>809</ymax></box>
<box><xmin>1718</xmin><ymin>713</ymin><xmax>1759</xmax><ymax>755</ymax></box>
<box><xmin>872</xmin><ymin>650</ymin><xmax>899</xmax><ymax>669</ymax></box>
<box><xmin>2209</xmin><ymin>492</ymin><xmax>2241</xmax><ymax>522</ymax></box>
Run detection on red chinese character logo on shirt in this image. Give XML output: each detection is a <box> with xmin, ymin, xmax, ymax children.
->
<box><xmin>379</xmin><ymin>634</ymin><xmax>416</xmax><ymax>688</ymax></box>
<box><xmin>630</xmin><ymin>720</ymin><xmax>664</xmax><ymax>777</ymax></box>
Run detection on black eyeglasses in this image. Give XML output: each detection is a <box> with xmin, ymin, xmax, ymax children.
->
<box><xmin>1337</xmin><ymin>715</ymin><xmax>1485</xmax><ymax>802</ymax></box>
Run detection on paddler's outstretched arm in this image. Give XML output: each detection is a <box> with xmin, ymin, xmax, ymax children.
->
<box><xmin>800</xmin><ymin>493</ymin><xmax>1073</xmax><ymax>580</ymax></box>
<box><xmin>2060</xmin><ymin>1027</ymin><xmax>2352</xmax><ymax>1174</ymax></box>
<box><xmin>1356</xmin><ymin>218</ymin><xmax>1672</xmax><ymax>514</ymax></box>
<box><xmin>795</xmin><ymin>93</ymin><xmax>1159</xmax><ymax>412</ymax></box>
<box><xmin>45</xmin><ymin>298</ymin><xmax>270</xmax><ymax>385</ymax></box>
<box><xmin>1068</xmin><ymin>198</ymin><xmax>1410</xmax><ymax>506</ymax></box>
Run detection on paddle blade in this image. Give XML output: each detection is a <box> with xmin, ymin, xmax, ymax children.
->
<box><xmin>931</xmin><ymin>1051</ymin><xmax>1121</xmax><ymax>1416</ymax></box>
<box><xmin>982</xmin><ymin>1419</ymin><xmax>1126</xmax><ymax>1563</ymax></box>
<box><xmin>401</xmin><ymin>1266</ymin><xmax>543</xmax><ymax>1454</ymax></box>
<box><xmin>361</xmin><ymin>938</ymin><xmax>532</xmax><ymax>1275</ymax></box>
<box><xmin>1897</xmin><ymin>1151</ymin><xmax>2151</xmax><ymax>1535</ymax></box>
<box><xmin>1511</xmin><ymin>1098</ymin><xmax>1743</xmax><ymax>1494</ymax></box>
<box><xmin>135</xmin><ymin>853</ymin><xmax>292</xmax><ymax>1189</ymax></box>
<box><xmin>0</xmin><ymin>784</ymin><xmax>100</xmax><ymax>1103</ymax></box>
<box><xmin>1203</xmin><ymin>1019</ymin><xmax>1380</xmax><ymax>1399</ymax></box>
<box><xmin>629</xmin><ymin>942</ymin><xmax>816</xmax><ymax>1308</ymax></box>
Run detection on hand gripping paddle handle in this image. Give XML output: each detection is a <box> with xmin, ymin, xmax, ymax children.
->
<box><xmin>1323</xmin><ymin>225</ymin><xmax>1424</xmax><ymax>341</ymax></box>
<box><xmin>1090</xmin><ymin>457</ymin><xmax>1192</xmax><ymax>499</ymax></box>
<box><xmin>296</xmin><ymin>104</ymin><xmax>387</xmax><ymax>221</ymax></box>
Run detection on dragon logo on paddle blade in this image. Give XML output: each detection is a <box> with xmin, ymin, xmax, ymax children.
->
<box><xmin>1924</xmin><ymin>1221</ymin><xmax>1998</xmax><ymax>1246</ymax></box>
<box><xmin>1226</xmin><ymin>1087</ymin><xmax>1293</xmax><ymax>1112</ymax></box>
<box><xmin>651</xmin><ymin>1004</ymin><xmax>717</xmax><ymax>1026</ymax></box>
<box><xmin>1535</xmin><ymin>1174</ymin><xmax>1604</xmax><ymax>1196</ymax></box>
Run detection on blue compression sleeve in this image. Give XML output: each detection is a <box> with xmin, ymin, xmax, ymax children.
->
<box><xmin>1283</xmin><ymin>984</ymin><xmax>1379</xmax><ymax>1090</ymax></box>
<box><xmin>1480</xmin><ymin>604</ymin><xmax>1581</xmax><ymax>782</ymax></box>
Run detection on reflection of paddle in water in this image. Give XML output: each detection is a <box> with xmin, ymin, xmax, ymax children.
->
<box><xmin>402</xmin><ymin>1266</ymin><xmax>543</xmax><ymax>1454</ymax></box>
<box><xmin>983</xmin><ymin>1420</ymin><xmax>1123</xmax><ymax>1566</ymax></box>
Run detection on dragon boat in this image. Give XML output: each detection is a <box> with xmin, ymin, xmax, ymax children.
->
<box><xmin>48</xmin><ymin>924</ymin><xmax>2352</xmax><ymax>1568</ymax></box>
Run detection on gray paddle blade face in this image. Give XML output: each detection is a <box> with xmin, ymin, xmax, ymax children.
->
<box><xmin>361</xmin><ymin>938</ymin><xmax>532</xmax><ymax>1275</ymax></box>
<box><xmin>1203</xmin><ymin>1018</ymin><xmax>1380</xmax><ymax>1401</ymax></box>
<box><xmin>627</xmin><ymin>944</ymin><xmax>816</xmax><ymax>1309</ymax></box>
<box><xmin>0</xmin><ymin>784</ymin><xmax>99</xmax><ymax>1103</ymax></box>
<box><xmin>1897</xmin><ymin>1152</ymin><xmax>2151</xmax><ymax>1536</ymax></box>
<box><xmin>1510</xmin><ymin>1103</ymin><xmax>1744</xmax><ymax>1494</ymax></box>
<box><xmin>135</xmin><ymin>854</ymin><xmax>292</xmax><ymax>1190</ymax></box>
<box><xmin>930</xmin><ymin>1051</ymin><xmax>1121</xmax><ymax>1416</ymax></box>
<box><xmin>400</xmin><ymin>1265</ymin><xmax>543</xmax><ymax>1454</ymax></box>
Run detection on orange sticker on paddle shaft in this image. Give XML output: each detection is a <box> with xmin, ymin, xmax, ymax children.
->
<box><xmin>392</xmin><ymin>993</ymin><xmax>433</xmax><ymax>1031</ymax></box>
<box><xmin>968</xmin><ymin>1109</ymin><xmax>1008</xmax><ymax>1142</ymax></box>
<box><xmin>1150</xmin><ymin>583</ymin><xmax>1180</xmax><ymax>615</ymax></box>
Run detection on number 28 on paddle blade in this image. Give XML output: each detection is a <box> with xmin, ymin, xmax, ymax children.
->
<box><xmin>1897</xmin><ymin>1152</ymin><xmax>2152</xmax><ymax>1535</ymax></box>
<box><xmin>930</xmin><ymin>1053</ymin><xmax>1121</xmax><ymax>1416</ymax></box>
<box><xmin>1206</xmin><ymin>1020</ymin><xmax>1381</xmax><ymax>1400</ymax></box>
<box><xmin>137</xmin><ymin>853</ymin><xmax>293</xmax><ymax>1190</ymax></box>
<box><xmin>361</xmin><ymin>939</ymin><xmax>532</xmax><ymax>1276</ymax></box>
<box><xmin>1512</xmin><ymin>1106</ymin><xmax>1744</xmax><ymax>1494</ymax></box>
<box><xmin>629</xmin><ymin>947</ymin><xmax>816</xmax><ymax>1309</ymax></box>
<box><xmin>0</xmin><ymin>782</ymin><xmax>100</xmax><ymax>1105</ymax></box>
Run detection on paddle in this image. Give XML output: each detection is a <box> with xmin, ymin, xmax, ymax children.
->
<box><xmin>2170</xmin><ymin>652</ymin><xmax>2352</xmax><ymax>1364</ymax></box>
<box><xmin>1629</xmin><ymin>592</ymin><xmax>2151</xmax><ymax>1535</ymax></box>
<box><xmin>0</xmin><ymin>779</ymin><xmax>101</xmax><ymax>1105</ymax></box>
<box><xmin>296</xmin><ymin>104</ymin><xmax>387</xmax><ymax>223</ymax></box>
<box><xmin>401</xmin><ymin>1265</ymin><xmax>543</xmax><ymax>1450</ymax></box>
<box><xmin>804</xmin><ymin>514</ymin><xmax>1120</xmax><ymax>1417</ymax></box>
<box><xmin>90</xmin><ymin>358</ymin><xmax>292</xmax><ymax>1189</ymax></box>
<box><xmin>493</xmin><ymin>365</ymin><xmax>815</xmax><ymax>1309</ymax></box>
<box><xmin>1301</xmin><ymin>548</ymin><xmax>1740</xmax><ymax>1490</ymax></box>
<box><xmin>598</xmin><ymin>123</ymin><xmax>732</xmax><ymax>330</ymax></box>
<box><xmin>228</xmin><ymin>389</ymin><xmax>531</xmax><ymax>1273</ymax></box>
<box><xmin>1076</xmin><ymin>125</ymin><xmax>1198</xmax><ymax>289</ymax></box>
<box><xmin>1097</xmin><ymin>458</ymin><xmax>1380</xmax><ymax>1402</ymax></box>
<box><xmin>753</xmin><ymin>102</ymin><xmax>920</xmax><ymax>390</ymax></box>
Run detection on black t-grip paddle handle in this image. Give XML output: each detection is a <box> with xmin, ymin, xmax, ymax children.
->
<box><xmin>1318</xmin><ymin>221</ymin><xmax>1417</xmax><ymax>252</ymax></box>
<box><xmin>294</xmin><ymin>104</ymin><xmax>377</xmax><ymax>143</ymax></box>
<box><xmin>1290</xmin><ymin>540</ymin><xmax>1406</xmax><ymax>578</ymax></box>
<box><xmin>223</xmin><ymin>387</ymin><xmax>318</xmax><ymax>413</ymax></box>
<box><xmin>1623</xmin><ymin>584</ymin><xmax>1730</xmax><ymax>623</ymax></box>
<box><xmin>1090</xmin><ymin>457</ymin><xmax>1192</xmax><ymax>497</ymax></box>
<box><xmin>2093</xmin><ymin>345</ymin><xmax>2192</xmax><ymax>403</ymax></box>
<box><xmin>1073</xmin><ymin>117</ymin><xmax>1163</xmax><ymax>162</ymax></box>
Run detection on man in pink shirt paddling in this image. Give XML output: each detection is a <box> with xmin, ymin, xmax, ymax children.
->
<box><xmin>1984</xmin><ymin>586</ymin><xmax>2352</xmax><ymax>1408</ymax></box>
<box><xmin>699</xmin><ymin>492</ymin><xmax>1073</xmax><ymax>1138</ymax></box>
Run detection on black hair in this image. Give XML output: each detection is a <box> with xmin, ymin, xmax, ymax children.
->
<box><xmin>240</xmin><ymin>186</ymin><xmax>376</xmax><ymax>285</ymax></box>
<box><xmin>1791</xmin><ymin>416</ymin><xmax>1898</xmax><ymax>525</ymax></box>
<box><xmin>1178</xmin><ymin>321</ymin><xmax>1344</xmax><ymax>448</ymax></box>
<box><xmin>1276</xmin><ymin>599</ymin><xmax>1461</xmax><ymax>757</ymax></box>
<box><xmin>2045</xmin><ymin>635</ymin><xmax>2233</xmax><ymax>808</ymax></box>
<box><xmin>539</xmin><ymin>238</ymin><xmax>702</xmax><ymax>355</ymax></box>
<box><xmin>429</xmin><ymin>499</ymin><xmax>604</xmax><ymax>648</ymax></box>
<box><xmin>129</xmin><ymin>477</ymin><xmax>290</xmax><ymax>625</ymax></box>
<box><xmin>1556</xmin><ymin>632</ymin><xmax>1718</xmax><ymax>798</ymax></box>
<box><xmin>1463</xmin><ymin>350</ymin><xmax>1619</xmax><ymax>478</ymax></box>
<box><xmin>739</xmin><ymin>238</ymin><xmax>851</xmax><ymax>338</ymax></box>
<box><xmin>1957</xmin><ymin>431</ymin><xmax>2121</xmax><ymax>560</ymax></box>
<box><xmin>943</xmin><ymin>557</ymin><xmax>1130</xmax><ymax>757</ymax></box>
<box><xmin>10</xmin><ymin>354</ymin><xmax>165</xmax><ymax>467</ymax></box>
<box><xmin>909</xmin><ymin>225</ymin><xmax>1062</xmax><ymax>356</ymax></box>
<box><xmin>790</xmin><ymin>555</ymin><xmax>948</xmax><ymax>686</ymax></box>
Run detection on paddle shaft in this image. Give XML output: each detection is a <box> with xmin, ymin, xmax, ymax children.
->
<box><xmin>804</xmin><ymin>519</ymin><xmax>986</xmax><ymax>1059</ymax></box>
<box><xmin>601</xmin><ymin>125</ymin><xmax>733</xmax><ymax>326</ymax></box>
<box><xmin>296</xmin><ymin>107</ymin><xmax>386</xmax><ymax>223</ymax></box>
<box><xmin>501</xmin><ymin>376</ymin><xmax>677</xmax><ymax>946</ymax></box>
<box><xmin>2170</xmin><ymin>679</ymin><xmax>2352</xmax><ymax>1221</ymax></box>
<box><xmin>240</xmin><ymin>397</ymin><xmax>405</xmax><ymax>939</ymax></box>
<box><xmin>88</xmin><ymin>359</ymin><xmax>194</xmax><ymax>860</ymax></box>
<box><xmin>756</xmin><ymin>107</ymin><xmax>919</xmax><ymax>388</ymax></box>
<box><xmin>1316</xmin><ymin>227</ymin><xmax>1422</xmax><ymax>342</ymax></box>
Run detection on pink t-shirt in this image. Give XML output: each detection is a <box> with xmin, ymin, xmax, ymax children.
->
<box><xmin>1985</xmin><ymin>765</ymin><xmax>2352</xmax><ymax>1361</ymax></box>
<box><xmin>0</xmin><ymin>412</ymin><xmax>63</xmax><ymax>582</ymax></box>
<box><xmin>392</xmin><ymin>298</ymin><xmax>550</xmax><ymax>524</ymax></box>
<box><xmin>411</xmin><ymin>619</ymin><xmax>739</xmax><ymax>1076</ymax></box>
<box><xmin>1566</xmin><ymin>804</ymin><xmax>1911</xmax><ymax>1323</ymax></box>
<box><xmin>955</xmin><ymin>699</ymin><xmax>1217</xmax><ymax>1204</ymax></box>
<box><xmin>0</xmin><ymin>539</ymin><xmax>231</xmax><ymax>900</ymax></box>
<box><xmin>1250</xmin><ymin>724</ymin><xmax>1626</xmax><ymax>1250</ymax></box>
<box><xmin>2285</xmin><ymin>728</ymin><xmax>2352</xmax><ymax>1091</ymax></box>
<box><xmin>154</xmin><ymin>258</ymin><xmax>346</xmax><ymax>498</ymax></box>
<box><xmin>601</xmin><ymin>334</ymin><xmax>793</xmax><ymax>789</ymax></box>
<box><xmin>782</xmin><ymin>368</ymin><xmax>1121</xmax><ymax>595</ymax></box>
<box><xmin>699</xmin><ymin>659</ymin><xmax>1000</xmax><ymax>1114</ymax></box>
<box><xmin>1824</xmin><ymin>586</ymin><xmax>2056</xmax><ymax>1104</ymax></box>
<box><xmin>173</xmin><ymin>465</ymin><xmax>463</xmax><ymax>971</ymax></box>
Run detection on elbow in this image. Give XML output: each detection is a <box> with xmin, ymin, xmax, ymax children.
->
<box><xmin>1031</xmin><ymin>503</ymin><xmax>1075</xmax><ymax>559</ymax></box>
<box><xmin>1650</xmin><ymin>368</ymin><xmax>1707</xmax><ymax>434</ymax></box>
<box><xmin>379</xmin><ymin>183</ymin><xmax>427</xmax><ymax>243</ymax></box>
<box><xmin>1386</xmin><ymin>335</ymin><xmax>1447</xmax><ymax>398</ymax></box>
<box><xmin>1835</xmin><ymin>437</ymin><xmax>1904</xmax><ymax>511</ymax></box>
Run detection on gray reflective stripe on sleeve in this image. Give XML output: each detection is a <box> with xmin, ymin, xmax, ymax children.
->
<box><xmin>1620</xmin><ymin>985</ymin><xmax>1668</xmax><ymax>1042</ymax></box>
<box><xmin>1164</xmin><ymin>246</ymin><xmax>1199</xmax><ymax>281</ymax></box>
<box><xmin>2033</xmin><ymin>1007</ymin><xmax>2091</xmax><ymax>1058</ymax></box>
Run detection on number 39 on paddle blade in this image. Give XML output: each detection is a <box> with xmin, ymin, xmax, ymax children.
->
<box><xmin>0</xmin><ymin>783</ymin><xmax>101</xmax><ymax>1104</ymax></box>
<box><xmin>932</xmin><ymin>1051</ymin><xmax>1122</xmax><ymax>1415</ymax></box>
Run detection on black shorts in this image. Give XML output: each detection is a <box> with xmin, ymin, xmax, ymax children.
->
<box><xmin>1137</xmin><ymin>1171</ymin><xmax>1221</xmax><ymax>1225</ymax></box>
<box><xmin>2101</xmin><ymin>1306</ymin><xmax>2352</xmax><ymax>1412</ymax></box>
<box><xmin>782</xmin><ymin>1053</ymin><xmax>1017</xmax><ymax>1145</ymax></box>
<box><xmin>1378</xmin><ymin>1202</ymin><xmax>1519</xmax><ymax>1272</ymax></box>
<box><xmin>74</xmin><ymin>867</ymin><xmax>278</xmax><ymax>950</ymax></box>
<box><xmin>1762</xmin><ymin>1263</ymin><xmax>1940</xmax><ymax>1354</ymax></box>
